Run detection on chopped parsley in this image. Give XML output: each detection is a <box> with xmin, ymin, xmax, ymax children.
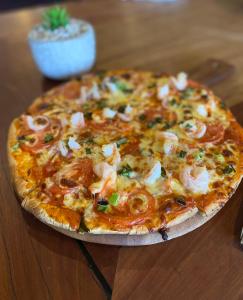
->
<box><xmin>108</xmin><ymin>193</ymin><xmax>119</xmax><ymax>206</ymax></box>
<box><xmin>220</xmin><ymin>101</ymin><xmax>227</xmax><ymax>109</ymax></box>
<box><xmin>147</xmin><ymin>117</ymin><xmax>162</xmax><ymax>128</ymax></box>
<box><xmin>118</xmin><ymin>165</ymin><xmax>132</xmax><ymax>177</ymax></box>
<box><xmin>139</xmin><ymin>114</ymin><xmax>146</xmax><ymax>121</ymax></box>
<box><xmin>97</xmin><ymin>99</ymin><xmax>107</xmax><ymax>109</ymax></box>
<box><xmin>194</xmin><ymin>149</ymin><xmax>204</xmax><ymax>160</ymax></box>
<box><xmin>116</xmin><ymin>82</ymin><xmax>133</xmax><ymax>93</ymax></box>
<box><xmin>161</xmin><ymin>167</ymin><xmax>167</xmax><ymax>178</ymax></box>
<box><xmin>44</xmin><ymin>133</ymin><xmax>54</xmax><ymax>143</ymax></box>
<box><xmin>178</xmin><ymin>150</ymin><xmax>187</xmax><ymax>158</ymax></box>
<box><xmin>12</xmin><ymin>143</ymin><xmax>19</xmax><ymax>151</ymax></box>
<box><xmin>185</xmin><ymin>123</ymin><xmax>193</xmax><ymax>129</ymax></box>
<box><xmin>84</xmin><ymin>111</ymin><xmax>92</xmax><ymax>120</ymax></box>
<box><xmin>223</xmin><ymin>164</ymin><xmax>235</xmax><ymax>175</ymax></box>
<box><xmin>97</xmin><ymin>199</ymin><xmax>109</xmax><ymax>212</ymax></box>
<box><xmin>169</xmin><ymin>98</ymin><xmax>177</xmax><ymax>106</ymax></box>
<box><xmin>182</xmin><ymin>88</ymin><xmax>195</xmax><ymax>99</ymax></box>
<box><xmin>118</xmin><ymin>105</ymin><xmax>126</xmax><ymax>113</ymax></box>
<box><xmin>163</xmin><ymin>122</ymin><xmax>171</xmax><ymax>130</ymax></box>
<box><xmin>116</xmin><ymin>137</ymin><xmax>128</xmax><ymax>147</ymax></box>
<box><xmin>85</xmin><ymin>148</ymin><xmax>92</xmax><ymax>154</ymax></box>
<box><xmin>175</xmin><ymin>196</ymin><xmax>186</xmax><ymax>206</ymax></box>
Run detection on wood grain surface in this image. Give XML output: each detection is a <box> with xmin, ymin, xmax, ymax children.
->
<box><xmin>1</xmin><ymin>0</ymin><xmax>243</xmax><ymax>299</ymax></box>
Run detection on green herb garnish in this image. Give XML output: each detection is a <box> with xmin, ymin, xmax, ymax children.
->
<box><xmin>84</xmin><ymin>112</ymin><xmax>92</xmax><ymax>120</ymax></box>
<box><xmin>185</xmin><ymin>123</ymin><xmax>193</xmax><ymax>129</ymax></box>
<box><xmin>43</xmin><ymin>6</ymin><xmax>70</xmax><ymax>31</ymax></box>
<box><xmin>194</xmin><ymin>148</ymin><xmax>204</xmax><ymax>160</ymax></box>
<box><xmin>161</xmin><ymin>167</ymin><xmax>167</xmax><ymax>178</ymax></box>
<box><xmin>116</xmin><ymin>82</ymin><xmax>133</xmax><ymax>93</ymax></box>
<box><xmin>169</xmin><ymin>99</ymin><xmax>177</xmax><ymax>106</ymax></box>
<box><xmin>85</xmin><ymin>148</ymin><xmax>92</xmax><ymax>154</ymax></box>
<box><xmin>178</xmin><ymin>150</ymin><xmax>187</xmax><ymax>158</ymax></box>
<box><xmin>139</xmin><ymin>114</ymin><xmax>146</xmax><ymax>121</ymax></box>
<box><xmin>223</xmin><ymin>164</ymin><xmax>235</xmax><ymax>175</ymax></box>
<box><xmin>163</xmin><ymin>122</ymin><xmax>171</xmax><ymax>130</ymax></box>
<box><xmin>97</xmin><ymin>200</ymin><xmax>109</xmax><ymax>212</ymax></box>
<box><xmin>44</xmin><ymin>133</ymin><xmax>54</xmax><ymax>143</ymax></box>
<box><xmin>118</xmin><ymin>165</ymin><xmax>132</xmax><ymax>177</ymax></box>
<box><xmin>97</xmin><ymin>99</ymin><xmax>107</xmax><ymax>109</ymax></box>
<box><xmin>116</xmin><ymin>137</ymin><xmax>128</xmax><ymax>147</ymax></box>
<box><xmin>147</xmin><ymin>117</ymin><xmax>162</xmax><ymax>128</ymax></box>
<box><xmin>220</xmin><ymin>101</ymin><xmax>227</xmax><ymax>109</ymax></box>
<box><xmin>108</xmin><ymin>193</ymin><xmax>119</xmax><ymax>206</ymax></box>
<box><xmin>12</xmin><ymin>143</ymin><xmax>19</xmax><ymax>151</ymax></box>
<box><xmin>118</xmin><ymin>105</ymin><xmax>126</xmax><ymax>113</ymax></box>
<box><xmin>182</xmin><ymin>88</ymin><xmax>195</xmax><ymax>99</ymax></box>
<box><xmin>97</xmin><ymin>204</ymin><xmax>108</xmax><ymax>212</ymax></box>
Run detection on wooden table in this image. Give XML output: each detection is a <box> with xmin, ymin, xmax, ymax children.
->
<box><xmin>1</xmin><ymin>0</ymin><xmax>243</xmax><ymax>299</ymax></box>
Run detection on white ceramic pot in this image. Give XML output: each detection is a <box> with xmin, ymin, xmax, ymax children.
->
<box><xmin>28</xmin><ymin>21</ymin><xmax>96</xmax><ymax>80</ymax></box>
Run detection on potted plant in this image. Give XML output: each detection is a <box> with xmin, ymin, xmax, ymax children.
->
<box><xmin>28</xmin><ymin>6</ymin><xmax>96</xmax><ymax>80</ymax></box>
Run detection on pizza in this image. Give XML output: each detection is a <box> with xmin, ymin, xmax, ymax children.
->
<box><xmin>7</xmin><ymin>70</ymin><xmax>243</xmax><ymax>236</ymax></box>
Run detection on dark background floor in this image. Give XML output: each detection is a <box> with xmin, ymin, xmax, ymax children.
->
<box><xmin>0</xmin><ymin>0</ymin><xmax>76</xmax><ymax>12</ymax></box>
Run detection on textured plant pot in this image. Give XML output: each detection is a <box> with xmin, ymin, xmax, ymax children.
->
<box><xmin>28</xmin><ymin>21</ymin><xmax>96</xmax><ymax>80</ymax></box>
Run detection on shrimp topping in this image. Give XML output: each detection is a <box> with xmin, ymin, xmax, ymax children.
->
<box><xmin>157</xmin><ymin>84</ymin><xmax>169</xmax><ymax>100</ymax></box>
<box><xmin>180</xmin><ymin>120</ymin><xmax>207</xmax><ymax>139</ymax></box>
<box><xmin>179</xmin><ymin>166</ymin><xmax>210</xmax><ymax>194</ymax></box>
<box><xmin>79</xmin><ymin>83</ymin><xmax>100</xmax><ymax>104</ymax></box>
<box><xmin>171</xmin><ymin>72</ymin><xmax>188</xmax><ymax>91</ymax></box>
<box><xmin>89</xmin><ymin>162</ymin><xmax>117</xmax><ymax>195</ymax></box>
<box><xmin>144</xmin><ymin>160</ymin><xmax>161</xmax><ymax>185</ymax></box>
<box><xmin>70</xmin><ymin>112</ymin><xmax>85</xmax><ymax>129</ymax></box>
<box><xmin>102</xmin><ymin>143</ymin><xmax>121</xmax><ymax>168</ymax></box>
<box><xmin>156</xmin><ymin>131</ymin><xmax>178</xmax><ymax>154</ymax></box>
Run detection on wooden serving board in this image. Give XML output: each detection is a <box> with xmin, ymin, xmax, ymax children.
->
<box><xmin>43</xmin><ymin>59</ymin><xmax>236</xmax><ymax>246</ymax></box>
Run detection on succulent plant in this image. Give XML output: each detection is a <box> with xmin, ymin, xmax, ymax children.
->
<box><xmin>42</xmin><ymin>6</ymin><xmax>70</xmax><ymax>31</ymax></box>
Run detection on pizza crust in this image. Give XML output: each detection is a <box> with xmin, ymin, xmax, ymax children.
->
<box><xmin>7</xmin><ymin>119</ymin><xmax>32</xmax><ymax>199</ymax></box>
<box><xmin>22</xmin><ymin>196</ymin><xmax>76</xmax><ymax>231</ymax></box>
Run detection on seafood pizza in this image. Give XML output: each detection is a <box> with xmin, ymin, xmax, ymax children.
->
<box><xmin>7</xmin><ymin>70</ymin><xmax>243</xmax><ymax>235</ymax></box>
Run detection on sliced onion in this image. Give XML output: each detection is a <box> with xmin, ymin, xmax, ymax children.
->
<box><xmin>25</xmin><ymin>115</ymin><xmax>50</xmax><ymax>131</ymax></box>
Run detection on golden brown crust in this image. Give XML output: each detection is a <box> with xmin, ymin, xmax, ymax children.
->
<box><xmin>7</xmin><ymin>119</ymin><xmax>30</xmax><ymax>199</ymax></box>
<box><xmin>21</xmin><ymin>197</ymin><xmax>78</xmax><ymax>231</ymax></box>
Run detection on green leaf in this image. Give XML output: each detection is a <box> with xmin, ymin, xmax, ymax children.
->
<box><xmin>42</xmin><ymin>6</ymin><xmax>70</xmax><ymax>31</ymax></box>
<box><xmin>85</xmin><ymin>148</ymin><xmax>92</xmax><ymax>154</ymax></box>
<box><xmin>12</xmin><ymin>143</ymin><xmax>19</xmax><ymax>151</ymax></box>
<box><xmin>193</xmin><ymin>148</ymin><xmax>204</xmax><ymax>161</ymax></box>
<box><xmin>161</xmin><ymin>167</ymin><xmax>167</xmax><ymax>178</ymax></box>
<box><xmin>182</xmin><ymin>88</ymin><xmax>195</xmax><ymax>99</ymax></box>
<box><xmin>139</xmin><ymin>114</ymin><xmax>146</xmax><ymax>121</ymax></box>
<box><xmin>116</xmin><ymin>137</ymin><xmax>128</xmax><ymax>148</ymax></box>
<box><xmin>108</xmin><ymin>193</ymin><xmax>119</xmax><ymax>206</ymax></box>
<box><xmin>97</xmin><ymin>204</ymin><xmax>108</xmax><ymax>212</ymax></box>
<box><xmin>118</xmin><ymin>165</ymin><xmax>132</xmax><ymax>177</ymax></box>
<box><xmin>44</xmin><ymin>133</ymin><xmax>54</xmax><ymax>143</ymax></box>
<box><xmin>178</xmin><ymin>150</ymin><xmax>187</xmax><ymax>158</ymax></box>
<box><xmin>223</xmin><ymin>164</ymin><xmax>235</xmax><ymax>175</ymax></box>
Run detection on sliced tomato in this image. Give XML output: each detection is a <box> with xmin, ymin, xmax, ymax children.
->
<box><xmin>19</xmin><ymin>119</ymin><xmax>62</xmax><ymax>153</ymax></box>
<box><xmin>199</xmin><ymin>122</ymin><xmax>225</xmax><ymax>144</ymax></box>
<box><xmin>95</xmin><ymin>188</ymin><xmax>156</xmax><ymax>229</ymax></box>
<box><xmin>121</xmin><ymin>138</ymin><xmax>140</xmax><ymax>156</ymax></box>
